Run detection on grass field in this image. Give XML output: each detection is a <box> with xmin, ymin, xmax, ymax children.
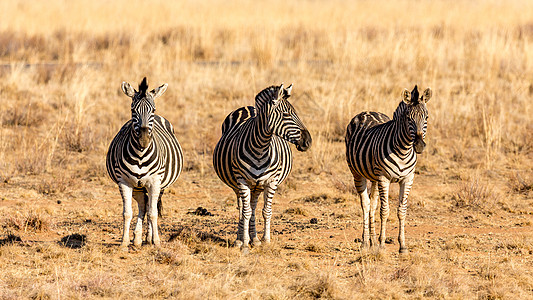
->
<box><xmin>1</xmin><ymin>0</ymin><xmax>533</xmax><ymax>298</ymax></box>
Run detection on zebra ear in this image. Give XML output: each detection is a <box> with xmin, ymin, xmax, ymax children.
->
<box><xmin>149</xmin><ymin>83</ymin><xmax>168</xmax><ymax>100</ymax></box>
<box><xmin>272</xmin><ymin>83</ymin><xmax>284</xmax><ymax>106</ymax></box>
<box><xmin>121</xmin><ymin>82</ymin><xmax>136</xmax><ymax>97</ymax></box>
<box><xmin>402</xmin><ymin>88</ymin><xmax>411</xmax><ymax>104</ymax></box>
<box><xmin>284</xmin><ymin>84</ymin><xmax>293</xmax><ymax>99</ymax></box>
<box><xmin>422</xmin><ymin>88</ymin><xmax>432</xmax><ymax>103</ymax></box>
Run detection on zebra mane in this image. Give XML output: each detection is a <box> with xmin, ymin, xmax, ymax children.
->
<box><xmin>138</xmin><ymin>77</ymin><xmax>149</xmax><ymax>98</ymax></box>
<box><xmin>393</xmin><ymin>101</ymin><xmax>409</xmax><ymax>121</ymax></box>
<box><xmin>410</xmin><ymin>85</ymin><xmax>419</xmax><ymax>105</ymax></box>
<box><xmin>394</xmin><ymin>85</ymin><xmax>422</xmax><ymax>120</ymax></box>
<box><xmin>255</xmin><ymin>85</ymin><xmax>281</xmax><ymax>109</ymax></box>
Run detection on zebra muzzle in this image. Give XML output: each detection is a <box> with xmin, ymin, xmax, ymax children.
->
<box><xmin>138</xmin><ymin>127</ymin><xmax>152</xmax><ymax>148</ymax></box>
<box><xmin>296</xmin><ymin>129</ymin><xmax>312</xmax><ymax>152</ymax></box>
<box><xmin>414</xmin><ymin>136</ymin><xmax>426</xmax><ymax>154</ymax></box>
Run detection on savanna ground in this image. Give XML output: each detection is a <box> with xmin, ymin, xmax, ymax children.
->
<box><xmin>1</xmin><ymin>0</ymin><xmax>533</xmax><ymax>298</ymax></box>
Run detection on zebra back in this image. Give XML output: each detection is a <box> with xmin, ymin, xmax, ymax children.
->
<box><xmin>221</xmin><ymin>106</ymin><xmax>256</xmax><ymax>135</ymax></box>
<box><xmin>345</xmin><ymin>111</ymin><xmax>390</xmax><ymax>146</ymax></box>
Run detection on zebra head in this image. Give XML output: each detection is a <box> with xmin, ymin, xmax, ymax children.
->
<box><xmin>401</xmin><ymin>85</ymin><xmax>432</xmax><ymax>154</ymax></box>
<box><xmin>121</xmin><ymin>77</ymin><xmax>168</xmax><ymax>149</ymax></box>
<box><xmin>256</xmin><ymin>84</ymin><xmax>312</xmax><ymax>152</ymax></box>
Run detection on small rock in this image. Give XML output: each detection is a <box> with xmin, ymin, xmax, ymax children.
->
<box><xmin>310</xmin><ymin>218</ymin><xmax>318</xmax><ymax>224</ymax></box>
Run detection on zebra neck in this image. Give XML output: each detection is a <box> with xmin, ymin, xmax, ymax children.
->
<box><xmin>128</xmin><ymin>130</ymin><xmax>153</xmax><ymax>156</ymax></box>
<box><xmin>246</xmin><ymin>110</ymin><xmax>274</xmax><ymax>156</ymax></box>
<box><xmin>391</xmin><ymin>116</ymin><xmax>415</xmax><ymax>155</ymax></box>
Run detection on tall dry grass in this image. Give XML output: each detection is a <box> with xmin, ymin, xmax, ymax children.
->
<box><xmin>1</xmin><ymin>0</ymin><xmax>533</xmax><ymax>298</ymax></box>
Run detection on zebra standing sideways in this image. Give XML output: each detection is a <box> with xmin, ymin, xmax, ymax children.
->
<box><xmin>213</xmin><ymin>84</ymin><xmax>312</xmax><ymax>251</ymax></box>
<box><xmin>345</xmin><ymin>85</ymin><xmax>432</xmax><ymax>254</ymax></box>
<box><xmin>106</xmin><ymin>77</ymin><xmax>183</xmax><ymax>249</ymax></box>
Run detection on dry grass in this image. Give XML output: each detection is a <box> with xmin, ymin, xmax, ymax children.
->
<box><xmin>0</xmin><ymin>0</ymin><xmax>533</xmax><ymax>298</ymax></box>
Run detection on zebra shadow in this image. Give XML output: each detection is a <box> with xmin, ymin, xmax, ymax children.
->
<box><xmin>59</xmin><ymin>233</ymin><xmax>87</xmax><ymax>249</ymax></box>
<box><xmin>0</xmin><ymin>234</ymin><xmax>22</xmax><ymax>246</ymax></box>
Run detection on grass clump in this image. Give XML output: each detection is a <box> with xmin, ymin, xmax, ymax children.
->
<box><xmin>3</xmin><ymin>211</ymin><xmax>51</xmax><ymax>232</ymax></box>
<box><xmin>451</xmin><ymin>179</ymin><xmax>498</xmax><ymax>211</ymax></box>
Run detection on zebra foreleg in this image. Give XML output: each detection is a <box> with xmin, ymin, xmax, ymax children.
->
<box><xmin>262</xmin><ymin>183</ymin><xmax>277</xmax><ymax>243</ymax></box>
<box><xmin>377</xmin><ymin>178</ymin><xmax>391</xmax><ymax>248</ymax></box>
<box><xmin>398</xmin><ymin>174</ymin><xmax>414</xmax><ymax>254</ymax></box>
<box><xmin>118</xmin><ymin>183</ymin><xmax>134</xmax><ymax>250</ymax></box>
<box><xmin>249</xmin><ymin>190</ymin><xmax>262</xmax><ymax>247</ymax></box>
<box><xmin>354</xmin><ymin>177</ymin><xmax>371</xmax><ymax>249</ymax></box>
<box><xmin>237</xmin><ymin>183</ymin><xmax>252</xmax><ymax>251</ymax></box>
<box><xmin>146</xmin><ymin>183</ymin><xmax>162</xmax><ymax>247</ymax></box>
<box><xmin>132</xmin><ymin>191</ymin><xmax>146</xmax><ymax>247</ymax></box>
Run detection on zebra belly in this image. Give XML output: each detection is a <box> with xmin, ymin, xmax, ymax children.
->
<box><xmin>379</xmin><ymin>153</ymin><xmax>417</xmax><ymax>181</ymax></box>
<box><xmin>114</xmin><ymin>167</ymin><xmax>164</xmax><ymax>188</ymax></box>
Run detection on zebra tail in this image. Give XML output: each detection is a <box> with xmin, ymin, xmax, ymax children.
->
<box><xmin>158</xmin><ymin>190</ymin><xmax>164</xmax><ymax>218</ymax></box>
<box><xmin>345</xmin><ymin>118</ymin><xmax>359</xmax><ymax>146</ymax></box>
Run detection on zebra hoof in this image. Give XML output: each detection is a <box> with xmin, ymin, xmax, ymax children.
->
<box><xmin>234</xmin><ymin>240</ymin><xmax>244</xmax><ymax>248</ymax></box>
<box><xmin>360</xmin><ymin>241</ymin><xmax>371</xmax><ymax>249</ymax></box>
<box><xmin>119</xmin><ymin>244</ymin><xmax>129</xmax><ymax>252</ymax></box>
<box><xmin>133</xmin><ymin>239</ymin><xmax>143</xmax><ymax>248</ymax></box>
<box><xmin>399</xmin><ymin>248</ymin><xmax>409</xmax><ymax>255</ymax></box>
<box><xmin>241</xmin><ymin>246</ymin><xmax>250</xmax><ymax>255</ymax></box>
<box><xmin>251</xmin><ymin>238</ymin><xmax>262</xmax><ymax>247</ymax></box>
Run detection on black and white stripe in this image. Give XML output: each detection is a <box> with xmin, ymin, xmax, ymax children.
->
<box><xmin>345</xmin><ymin>85</ymin><xmax>432</xmax><ymax>253</ymax></box>
<box><xmin>106</xmin><ymin>77</ymin><xmax>183</xmax><ymax>248</ymax></box>
<box><xmin>213</xmin><ymin>84</ymin><xmax>312</xmax><ymax>250</ymax></box>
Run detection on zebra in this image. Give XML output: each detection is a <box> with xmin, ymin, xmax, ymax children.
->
<box><xmin>213</xmin><ymin>83</ymin><xmax>312</xmax><ymax>251</ymax></box>
<box><xmin>345</xmin><ymin>85</ymin><xmax>432</xmax><ymax>254</ymax></box>
<box><xmin>106</xmin><ymin>77</ymin><xmax>183</xmax><ymax>249</ymax></box>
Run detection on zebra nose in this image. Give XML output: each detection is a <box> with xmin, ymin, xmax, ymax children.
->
<box><xmin>414</xmin><ymin>136</ymin><xmax>426</xmax><ymax>154</ymax></box>
<box><xmin>296</xmin><ymin>129</ymin><xmax>312</xmax><ymax>152</ymax></box>
<box><xmin>138</xmin><ymin>127</ymin><xmax>151</xmax><ymax>148</ymax></box>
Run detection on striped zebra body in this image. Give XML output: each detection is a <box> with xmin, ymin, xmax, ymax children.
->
<box><xmin>345</xmin><ymin>85</ymin><xmax>432</xmax><ymax>253</ymax></box>
<box><xmin>214</xmin><ymin>106</ymin><xmax>294</xmax><ymax>189</ymax></box>
<box><xmin>106</xmin><ymin>77</ymin><xmax>183</xmax><ymax>248</ymax></box>
<box><xmin>213</xmin><ymin>84</ymin><xmax>312</xmax><ymax>250</ymax></box>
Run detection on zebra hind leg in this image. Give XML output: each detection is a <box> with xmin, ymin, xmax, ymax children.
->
<box><xmin>234</xmin><ymin>190</ymin><xmax>244</xmax><ymax>248</ymax></box>
<box><xmin>368</xmin><ymin>180</ymin><xmax>379</xmax><ymax>248</ymax></box>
